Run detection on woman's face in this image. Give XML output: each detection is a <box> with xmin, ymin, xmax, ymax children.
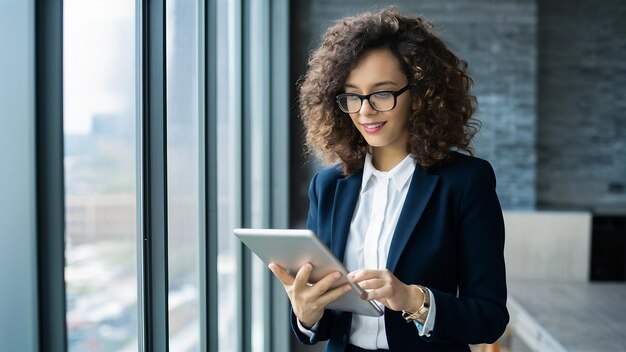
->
<box><xmin>344</xmin><ymin>47</ymin><xmax>411</xmax><ymax>155</ymax></box>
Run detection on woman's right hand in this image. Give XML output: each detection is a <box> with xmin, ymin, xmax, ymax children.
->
<box><xmin>269</xmin><ymin>262</ymin><xmax>352</xmax><ymax>328</ymax></box>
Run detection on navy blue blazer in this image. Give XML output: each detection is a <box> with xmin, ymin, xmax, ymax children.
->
<box><xmin>290</xmin><ymin>152</ymin><xmax>509</xmax><ymax>351</ymax></box>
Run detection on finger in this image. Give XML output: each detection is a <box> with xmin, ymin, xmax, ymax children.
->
<box><xmin>317</xmin><ymin>284</ymin><xmax>353</xmax><ymax>307</ymax></box>
<box><xmin>347</xmin><ymin>269</ymin><xmax>384</xmax><ymax>283</ymax></box>
<box><xmin>355</xmin><ymin>278</ymin><xmax>385</xmax><ymax>290</ymax></box>
<box><xmin>293</xmin><ymin>263</ymin><xmax>313</xmax><ymax>290</ymax></box>
<box><xmin>312</xmin><ymin>271</ymin><xmax>342</xmax><ymax>295</ymax></box>
<box><xmin>361</xmin><ymin>286</ymin><xmax>392</xmax><ymax>301</ymax></box>
<box><xmin>268</xmin><ymin>263</ymin><xmax>294</xmax><ymax>286</ymax></box>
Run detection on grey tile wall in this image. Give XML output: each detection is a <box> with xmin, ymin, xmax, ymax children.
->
<box><xmin>537</xmin><ymin>0</ymin><xmax>626</xmax><ymax>212</ymax></box>
<box><xmin>290</xmin><ymin>0</ymin><xmax>537</xmax><ymax>211</ymax></box>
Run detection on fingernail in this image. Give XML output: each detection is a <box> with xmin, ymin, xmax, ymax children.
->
<box><xmin>344</xmin><ymin>285</ymin><xmax>352</xmax><ymax>292</ymax></box>
<box><xmin>334</xmin><ymin>272</ymin><xmax>341</xmax><ymax>279</ymax></box>
<box><xmin>305</xmin><ymin>263</ymin><xmax>312</xmax><ymax>271</ymax></box>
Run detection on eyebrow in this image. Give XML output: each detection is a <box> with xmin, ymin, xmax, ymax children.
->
<box><xmin>344</xmin><ymin>81</ymin><xmax>399</xmax><ymax>90</ymax></box>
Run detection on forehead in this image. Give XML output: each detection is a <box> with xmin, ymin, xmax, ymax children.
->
<box><xmin>345</xmin><ymin>48</ymin><xmax>406</xmax><ymax>87</ymax></box>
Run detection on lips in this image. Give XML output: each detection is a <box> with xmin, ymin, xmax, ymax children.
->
<box><xmin>361</xmin><ymin>121</ymin><xmax>387</xmax><ymax>134</ymax></box>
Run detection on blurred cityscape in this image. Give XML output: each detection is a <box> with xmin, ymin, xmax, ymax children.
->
<box><xmin>63</xmin><ymin>0</ymin><xmax>206</xmax><ymax>349</ymax></box>
<box><xmin>64</xmin><ymin>114</ymin><xmax>140</xmax><ymax>350</ymax></box>
<box><xmin>65</xmin><ymin>116</ymin><xmax>205</xmax><ymax>351</ymax></box>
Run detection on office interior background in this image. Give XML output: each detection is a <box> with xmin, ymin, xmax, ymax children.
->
<box><xmin>1</xmin><ymin>0</ymin><xmax>624</xmax><ymax>351</ymax></box>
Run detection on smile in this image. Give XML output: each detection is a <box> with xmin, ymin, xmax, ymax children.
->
<box><xmin>361</xmin><ymin>121</ymin><xmax>387</xmax><ymax>134</ymax></box>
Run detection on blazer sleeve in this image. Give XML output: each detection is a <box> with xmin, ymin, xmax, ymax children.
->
<box><xmin>289</xmin><ymin>172</ymin><xmax>336</xmax><ymax>344</ymax></box>
<box><xmin>422</xmin><ymin>160</ymin><xmax>509</xmax><ymax>344</ymax></box>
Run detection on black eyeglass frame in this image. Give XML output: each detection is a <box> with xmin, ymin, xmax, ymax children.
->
<box><xmin>335</xmin><ymin>84</ymin><xmax>410</xmax><ymax>113</ymax></box>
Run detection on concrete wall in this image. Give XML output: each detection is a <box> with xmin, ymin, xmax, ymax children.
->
<box><xmin>0</xmin><ymin>0</ymin><xmax>39</xmax><ymax>350</ymax></box>
<box><xmin>503</xmin><ymin>211</ymin><xmax>592</xmax><ymax>282</ymax></box>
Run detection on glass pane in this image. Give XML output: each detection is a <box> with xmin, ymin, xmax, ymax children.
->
<box><xmin>216</xmin><ymin>0</ymin><xmax>239</xmax><ymax>350</ymax></box>
<box><xmin>166</xmin><ymin>0</ymin><xmax>201</xmax><ymax>350</ymax></box>
<box><xmin>63</xmin><ymin>1</ymin><xmax>138</xmax><ymax>351</ymax></box>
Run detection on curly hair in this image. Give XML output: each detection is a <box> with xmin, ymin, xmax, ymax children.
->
<box><xmin>299</xmin><ymin>7</ymin><xmax>480</xmax><ymax>175</ymax></box>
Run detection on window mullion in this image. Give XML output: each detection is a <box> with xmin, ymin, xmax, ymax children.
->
<box><xmin>202</xmin><ymin>0</ymin><xmax>219</xmax><ymax>348</ymax></box>
<box><xmin>139</xmin><ymin>0</ymin><xmax>169</xmax><ymax>350</ymax></box>
<box><xmin>35</xmin><ymin>0</ymin><xmax>67</xmax><ymax>350</ymax></box>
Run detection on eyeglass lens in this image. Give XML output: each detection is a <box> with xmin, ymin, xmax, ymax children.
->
<box><xmin>338</xmin><ymin>92</ymin><xmax>395</xmax><ymax>113</ymax></box>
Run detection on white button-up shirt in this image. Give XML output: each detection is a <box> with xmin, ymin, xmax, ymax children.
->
<box><xmin>299</xmin><ymin>153</ymin><xmax>436</xmax><ymax>347</ymax></box>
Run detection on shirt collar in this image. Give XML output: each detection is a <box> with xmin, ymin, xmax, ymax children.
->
<box><xmin>361</xmin><ymin>153</ymin><xmax>415</xmax><ymax>193</ymax></box>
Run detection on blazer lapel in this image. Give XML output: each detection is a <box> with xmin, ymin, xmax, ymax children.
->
<box><xmin>386</xmin><ymin>166</ymin><xmax>439</xmax><ymax>272</ymax></box>
<box><xmin>330</xmin><ymin>170</ymin><xmax>362</xmax><ymax>262</ymax></box>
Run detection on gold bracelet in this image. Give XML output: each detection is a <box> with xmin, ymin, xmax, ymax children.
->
<box><xmin>401</xmin><ymin>285</ymin><xmax>430</xmax><ymax>324</ymax></box>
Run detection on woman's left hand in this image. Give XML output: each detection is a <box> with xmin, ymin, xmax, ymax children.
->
<box><xmin>347</xmin><ymin>269</ymin><xmax>423</xmax><ymax>312</ymax></box>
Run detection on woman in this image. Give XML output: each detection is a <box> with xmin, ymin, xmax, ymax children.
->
<box><xmin>269</xmin><ymin>7</ymin><xmax>508</xmax><ymax>352</ymax></box>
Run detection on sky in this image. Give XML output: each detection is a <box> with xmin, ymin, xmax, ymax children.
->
<box><xmin>63</xmin><ymin>0</ymin><xmax>135</xmax><ymax>135</ymax></box>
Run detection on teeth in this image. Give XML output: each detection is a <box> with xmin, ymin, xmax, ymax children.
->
<box><xmin>365</xmin><ymin>122</ymin><xmax>384</xmax><ymax>128</ymax></box>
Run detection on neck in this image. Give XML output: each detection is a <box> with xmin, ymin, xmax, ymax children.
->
<box><xmin>371</xmin><ymin>146</ymin><xmax>409</xmax><ymax>171</ymax></box>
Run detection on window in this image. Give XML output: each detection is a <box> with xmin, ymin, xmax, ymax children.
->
<box><xmin>63</xmin><ymin>0</ymin><xmax>138</xmax><ymax>350</ymax></box>
<box><xmin>44</xmin><ymin>1</ymin><xmax>291</xmax><ymax>350</ymax></box>
<box><xmin>166</xmin><ymin>0</ymin><xmax>202</xmax><ymax>350</ymax></box>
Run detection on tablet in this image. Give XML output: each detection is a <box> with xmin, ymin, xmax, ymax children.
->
<box><xmin>233</xmin><ymin>228</ymin><xmax>384</xmax><ymax>317</ymax></box>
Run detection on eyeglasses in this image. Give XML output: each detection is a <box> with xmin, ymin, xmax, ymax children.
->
<box><xmin>335</xmin><ymin>84</ymin><xmax>410</xmax><ymax>113</ymax></box>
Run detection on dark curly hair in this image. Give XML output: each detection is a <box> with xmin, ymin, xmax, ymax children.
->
<box><xmin>299</xmin><ymin>7</ymin><xmax>480</xmax><ymax>175</ymax></box>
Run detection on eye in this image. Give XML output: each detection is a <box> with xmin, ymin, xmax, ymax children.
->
<box><xmin>345</xmin><ymin>95</ymin><xmax>361</xmax><ymax>102</ymax></box>
<box><xmin>372</xmin><ymin>92</ymin><xmax>393</xmax><ymax>100</ymax></box>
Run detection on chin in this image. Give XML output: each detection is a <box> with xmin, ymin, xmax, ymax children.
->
<box><xmin>363</xmin><ymin>137</ymin><xmax>387</xmax><ymax>148</ymax></box>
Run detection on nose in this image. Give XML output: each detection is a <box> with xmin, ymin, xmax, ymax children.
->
<box><xmin>359</xmin><ymin>98</ymin><xmax>377</xmax><ymax>115</ymax></box>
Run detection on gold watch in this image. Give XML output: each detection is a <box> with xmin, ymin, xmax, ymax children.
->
<box><xmin>401</xmin><ymin>285</ymin><xmax>430</xmax><ymax>324</ymax></box>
